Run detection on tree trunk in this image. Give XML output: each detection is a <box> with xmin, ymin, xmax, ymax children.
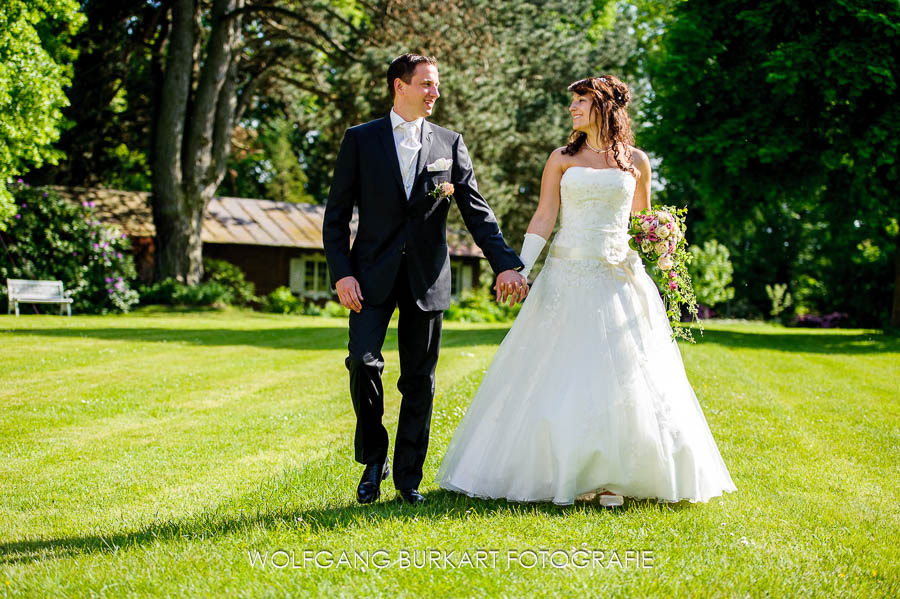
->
<box><xmin>152</xmin><ymin>193</ymin><xmax>205</xmax><ymax>283</ymax></box>
<box><xmin>151</xmin><ymin>0</ymin><xmax>243</xmax><ymax>284</ymax></box>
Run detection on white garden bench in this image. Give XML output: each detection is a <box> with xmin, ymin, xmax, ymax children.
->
<box><xmin>6</xmin><ymin>279</ymin><xmax>73</xmax><ymax>316</ymax></box>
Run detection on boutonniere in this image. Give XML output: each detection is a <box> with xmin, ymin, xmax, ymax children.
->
<box><xmin>430</xmin><ymin>181</ymin><xmax>454</xmax><ymax>201</ymax></box>
<box><xmin>426</xmin><ymin>158</ymin><xmax>453</xmax><ymax>172</ymax></box>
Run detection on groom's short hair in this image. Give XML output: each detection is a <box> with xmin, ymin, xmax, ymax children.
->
<box><xmin>387</xmin><ymin>54</ymin><xmax>438</xmax><ymax>99</ymax></box>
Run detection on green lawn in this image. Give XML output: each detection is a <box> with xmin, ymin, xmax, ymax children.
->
<box><xmin>1</xmin><ymin>311</ymin><xmax>897</xmax><ymax>597</ymax></box>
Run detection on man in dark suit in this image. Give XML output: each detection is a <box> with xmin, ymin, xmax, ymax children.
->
<box><xmin>323</xmin><ymin>53</ymin><xmax>527</xmax><ymax>505</ymax></box>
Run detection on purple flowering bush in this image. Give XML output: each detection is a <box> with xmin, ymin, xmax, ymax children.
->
<box><xmin>0</xmin><ymin>184</ymin><xmax>139</xmax><ymax>313</ymax></box>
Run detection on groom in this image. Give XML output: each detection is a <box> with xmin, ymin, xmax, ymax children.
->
<box><xmin>323</xmin><ymin>54</ymin><xmax>527</xmax><ymax>505</ymax></box>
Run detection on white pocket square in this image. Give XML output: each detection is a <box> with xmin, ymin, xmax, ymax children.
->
<box><xmin>426</xmin><ymin>158</ymin><xmax>453</xmax><ymax>172</ymax></box>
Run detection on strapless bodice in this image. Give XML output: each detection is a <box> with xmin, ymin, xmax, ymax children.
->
<box><xmin>552</xmin><ymin>166</ymin><xmax>637</xmax><ymax>263</ymax></box>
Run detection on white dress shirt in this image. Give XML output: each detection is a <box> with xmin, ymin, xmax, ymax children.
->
<box><xmin>390</xmin><ymin>108</ymin><xmax>424</xmax><ymax>199</ymax></box>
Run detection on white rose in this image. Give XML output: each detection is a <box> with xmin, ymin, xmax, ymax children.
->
<box><xmin>656</xmin><ymin>211</ymin><xmax>670</xmax><ymax>223</ymax></box>
<box><xmin>657</xmin><ymin>255</ymin><xmax>674</xmax><ymax>270</ymax></box>
<box><xmin>657</xmin><ymin>226</ymin><xmax>670</xmax><ymax>239</ymax></box>
<box><xmin>654</xmin><ymin>242</ymin><xmax>668</xmax><ymax>255</ymax></box>
<box><xmin>641</xmin><ymin>221</ymin><xmax>652</xmax><ymax>233</ymax></box>
<box><xmin>640</xmin><ymin>239</ymin><xmax>652</xmax><ymax>253</ymax></box>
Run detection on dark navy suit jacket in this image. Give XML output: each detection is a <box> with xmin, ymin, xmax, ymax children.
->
<box><xmin>323</xmin><ymin>115</ymin><xmax>523</xmax><ymax>311</ymax></box>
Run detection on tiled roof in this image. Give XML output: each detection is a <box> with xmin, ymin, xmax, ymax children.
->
<box><xmin>54</xmin><ymin>187</ymin><xmax>485</xmax><ymax>258</ymax></box>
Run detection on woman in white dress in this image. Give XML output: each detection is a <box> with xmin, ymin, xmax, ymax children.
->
<box><xmin>435</xmin><ymin>75</ymin><xmax>737</xmax><ymax>507</ymax></box>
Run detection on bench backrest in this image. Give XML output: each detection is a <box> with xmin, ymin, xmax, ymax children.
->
<box><xmin>7</xmin><ymin>279</ymin><xmax>66</xmax><ymax>300</ymax></box>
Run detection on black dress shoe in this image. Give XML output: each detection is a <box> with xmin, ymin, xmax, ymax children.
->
<box><xmin>356</xmin><ymin>462</ymin><xmax>389</xmax><ymax>504</ymax></box>
<box><xmin>397</xmin><ymin>488</ymin><xmax>425</xmax><ymax>505</ymax></box>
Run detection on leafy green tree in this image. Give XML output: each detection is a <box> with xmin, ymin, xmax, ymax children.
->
<box><xmin>287</xmin><ymin>0</ymin><xmax>630</xmax><ymax>243</ymax></box>
<box><xmin>645</xmin><ymin>0</ymin><xmax>899</xmax><ymax>326</ymax></box>
<box><xmin>35</xmin><ymin>0</ymin><xmax>636</xmax><ymax>286</ymax></box>
<box><xmin>0</xmin><ymin>0</ymin><xmax>83</xmax><ymax>228</ymax></box>
<box><xmin>37</xmin><ymin>0</ymin><xmax>372</xmax><ymax>283</ymax></box>
<box><xmin>689</xmin><ymin>239</ymin><xmax>734</xmax><ymax>307</ymax></box>
<box><xmin>219</xmin><ymin>118</ymin><xmax>313</xmax><ymax>202</ymax></box>
<box><xmin>30</xmin><ymin>0</ymin><xmax>158</xmax><ymax>191</ymax></box>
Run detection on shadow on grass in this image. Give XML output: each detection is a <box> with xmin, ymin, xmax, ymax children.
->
<box><xmin>5</xmin><ymin>322</ymin><xmax>896</xmax><ymax>355</ymax></box>
<box><xmin>0</xmin><ymin>325</ymin><xmax>512</xmax><ymax>352</ymax></box>
<box><xmin>0</xmin><ymin>489</ymin><xmax>690</xmax><ymax>565</ymax></box>
<box><xmin>695</xmin><ymin>328</ymin><xmax>897</xmax><ymax>355</ymax></box>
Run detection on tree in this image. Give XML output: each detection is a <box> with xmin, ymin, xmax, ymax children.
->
<box><xmin>688</xmin><ymin>239</ymin><xmax>734</xmax><ymax>307</ymax></box>
<box><xmin>149</xmin><ymin>0</ymin><xmax>369</xmax><ymax>283</ymax></box>
<box><xmin>37</xmin><ymin>0</ymin><xmax>633</xmax><ymax>284</ymax></box>
<box><xmin>644</xmin><ymin>0</ymin><xmax>899</xmax><ymax>326</ymax></box>
<box><xmin>218</xmin><ymin>118</ymin><xmax>313</xmax><ymax>202</ymax></box>
<box><xmin>285</xmin><ymin>0</ymin><xmax>631</xmax><ymax>242</ymax></box>
<box><xmin>29</xmin><ymin>0</ymin><xmax>161</xmax><ymax>191</ymax></box>
<box><xmin>0</xmin><ymin>0</ymin><xmax>83</xmax><ymax>228</ymax></box>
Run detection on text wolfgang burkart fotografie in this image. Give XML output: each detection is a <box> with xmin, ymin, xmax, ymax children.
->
<box><xmin>248</xmin><ymin>547</ymin><xmax>656</xmax><ymax>570</ymax></box>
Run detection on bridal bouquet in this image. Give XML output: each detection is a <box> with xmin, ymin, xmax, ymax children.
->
<box><xmin>628</xmin><ymin>206</ymin><xmax>702</xmax><ymax>342</ymax></box>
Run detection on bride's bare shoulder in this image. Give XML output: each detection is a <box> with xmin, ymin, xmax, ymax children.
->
<box><xmin>544</xmin><ymin>146</ymin><xmax>569</xmax><ymax>170</ymax></box>
<box><xmin>629</xmin><ymin>146</ymin><xmax>651</xmax><ymax>177</ymax></box>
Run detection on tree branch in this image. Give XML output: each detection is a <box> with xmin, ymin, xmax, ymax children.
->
<box><xmin>223</xmin><ymin>4</ymin><xmax>358</xmax><ymax>62</ymax></box>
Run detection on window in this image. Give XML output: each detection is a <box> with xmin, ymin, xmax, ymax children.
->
<box><xmin>450</xmin><ymin>262</ymin><xmax>472</xmax><ymax>297</ymax></box>
<box><xmin>451</xmin><ymin>263</ymin><xmax>461</xmax><ymax>297</ymax></box>
<box><xmin>290</xmin><ymin>255</ymin><xmax>333</xmax><ymax>296</ymax></box>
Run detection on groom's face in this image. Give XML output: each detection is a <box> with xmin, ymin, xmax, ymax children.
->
<box><xmin>396</xmin><ymin>63</ymin><xmax>440</xmax><ymax>119</ymax></box>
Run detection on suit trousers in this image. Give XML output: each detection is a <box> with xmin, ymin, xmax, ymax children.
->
<box><xmin>345</xmin><ymin>255</ymin><xmax>443</xmax><ymax>490</ymax></box>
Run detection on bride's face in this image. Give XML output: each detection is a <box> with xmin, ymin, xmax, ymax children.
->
<box><xmin>569</xmin><ymin>93</ymin><xmax>595</xmax><ymax>133</ymax></box>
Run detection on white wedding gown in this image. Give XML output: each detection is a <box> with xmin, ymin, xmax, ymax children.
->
<box><xmin>436</xmin><ymin>166</ymin><xmax>737</xmax><ymax>505</ymax></box>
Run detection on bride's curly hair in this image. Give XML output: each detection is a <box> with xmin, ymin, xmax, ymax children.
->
<box><xmin>562</xmin><ymin>75</ymin><xmax>636</xmax><ymax>177</ymax></box>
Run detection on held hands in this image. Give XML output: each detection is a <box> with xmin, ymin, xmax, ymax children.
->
<box><xmin>495</xmin><ymin>270</ymin><xmax>529</xmax><ymax>306</ymax></box>
<box><xmin>335</xmin><ymin>276</ymin><xmax>363</xmax><ymax>313</ymax></box>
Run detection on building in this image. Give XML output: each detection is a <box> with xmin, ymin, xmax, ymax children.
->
<box><xmin>56</xmin><ymin>188</ymin><xmax>484</xmax><ymax>297</ymax></box>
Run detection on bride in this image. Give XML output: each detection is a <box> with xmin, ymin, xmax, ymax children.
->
<box><xmin>435</xmin><ymin>75</ymin><xmax>737</xmax><ymax>507</ymax></box>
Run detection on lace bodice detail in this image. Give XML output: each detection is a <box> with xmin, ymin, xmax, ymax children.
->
<box><xmin>551</xmin><ymin>166</ymin><xmax>636</xmax><ymax>263</ymax></box>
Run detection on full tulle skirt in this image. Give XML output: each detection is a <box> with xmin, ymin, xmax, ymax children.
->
<box><xmin>435</xmin><ymin>250</ymin><xmax>737</xmax><ymax>505</ymax></box>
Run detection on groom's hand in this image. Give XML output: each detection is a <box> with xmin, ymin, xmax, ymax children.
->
<box><xmin>335</xmin><ymin>276</ymin><xmax>363</xmax><ymax>313</ymax></box>
<box><xmin>495</xmin><ymin>270</ymin><xmax>528</xmax><ymax>306</ymax></box>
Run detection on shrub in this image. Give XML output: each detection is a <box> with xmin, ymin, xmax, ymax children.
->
<box><xmin>138</xmin><ymin>279</ymin><xmax>232</xmax><ymax>307</ymax></box>
<box><xmin>262</xmin><ymin>286</ymin><xmax>306</xmax><ymax>314</ymax></box>
<box><xmin>765</xmin><ymin>283</ymin><xmax>793</xmax><ymax>321</ymax></box>
<box><xmin>444</xmin><ymin>288</ymin><xmax>522</xmax><ymax>323</ymax></box>
<box><xmin>0</xmin><ymin>184</ymin><xmax>139</xmax><ymax>314</ymax></box>
<box><xmin>202</xmin><ymin>258</ymin><xmax>257</xmax><ymax>307</ymax></box>
<box><xmin>322</xmin><ymin>300</ymin><xmax>350</xmax><ymax>317</ymax></box>
<box><xmin>688</xmin><ymin>239</ymin><xmax>735</xmax><ymax>308</ymax></box>
<box><xmin>793</xmin><ymin>312</ymin><xmax>848</xmax><ymax>328</ymax></box>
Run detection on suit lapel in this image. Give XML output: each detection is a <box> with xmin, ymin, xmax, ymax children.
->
<box><xmin>377</xmin><ymin>115</ymin><xmax>406</xmax><ymax>196</ymax></box>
